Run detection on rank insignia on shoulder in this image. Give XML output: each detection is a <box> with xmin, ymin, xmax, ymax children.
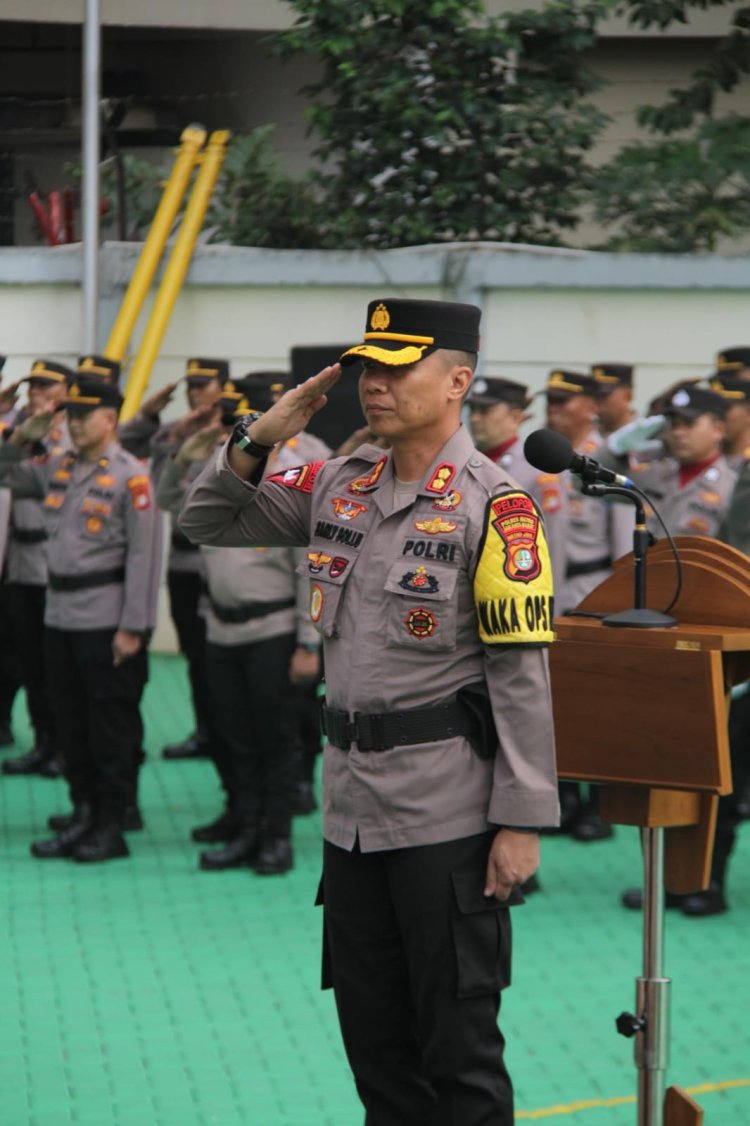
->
<box><xmin>268</xmin><ymin>461</ymin><xmax>324</xmax><ymax>494</ymax></box>
<box><xmin>414</xmin><ymin>516</ymin><xmax>457</xmax><ymax>535</ymax></box>
<box><xmin>474</xmin><ymin>491</ymin><xmax>554</xmax><ymax>646</ymax></box>
<box><xmin>425</xmin><ymin>462</ymin><xmax>456</xmax><ymax>494</ymax></box>
<box><xmin>127</xmin><ymin>474</ymin><xmax>152</xmax><ymax>510</ymax></box>
<box><xmin>404</xmin><ymin>606</ymin><xmax>437</xmax><ymax>639</ymax></box>
<box><xmin>432</xmin><ymin>490</ymin><xmax>462</xmax><ymax>512</ymax></box>
<box><xmin>332</xmin><ymin>497</ymin><xmax>368</xmax><ymax>521</ymax></box>
<box><xmin>347</xmin><ymin>455</ymin><xmax>387</xmax><ymax>495</ymax></box>
<box><xmin>399</xmin><ymin>566</ymin><xmax>439</xmax><ymax>594</ymax></box>
<box><xmin>308</xmin><ymin>551</ymin><xmax>333</xmax><ymax>574</ymax></box>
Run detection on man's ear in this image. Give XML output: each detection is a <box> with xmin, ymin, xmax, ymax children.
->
<box><xmin>449</xmin><ymin>365</ymin><xmax>473</xmax><ymax>401</ymax></box>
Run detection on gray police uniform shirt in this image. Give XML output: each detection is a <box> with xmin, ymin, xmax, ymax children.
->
<box><xmin>0</xmin><ymin>438</ymin><xmax>161</xmax><ymax>632</ymax></box>
<box><xmin>149</xmin><ymin>419</ymin><xmax>205</xmax><ymax>578</ymax></box>
<box><xmin>156</xmin><ymin>434</ymin><xmax>324</xmax><ymax>650</ymax></box>
<box><xmin>491</xmin><ymin>436</ymin><xmax>567</xmax><ymax>597</ymax></box>
<box><xmin>5</xmin><ymin>414</ymin><xmax>69</xmax><ymax>586</ymax></box>
<box><xmin>722</xmin><ymin>459</ymin><xmax>750</xmax><ymax>555</ymax></box>
<box><xmin>179</xmin><ymin>424</ymin><xmax>559</xmax><ymax>853</ymax></box>
<box><xmin>628</xmin><ymin>454</ymin><xmax>737</xmax><ymax>539</ymax></box>
<box><xmin>560</xmin><ymin>429</ymin><xmax>633</xmax><ymax>614</ymax></box>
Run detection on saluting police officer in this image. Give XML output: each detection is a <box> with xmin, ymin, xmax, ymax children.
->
<box><xmin>150</xmin><ymin>357</ymin><xmax>229</xmax><ymax>761</ymax></box>
<box><xmin>0</xmin><ymin>377</ymin><xmax>161</xmax><ymax>862</ymax></box>
<box><xmin>180</xmin><ymin>298</ymin><xmax>559</xmax><ymax>1126</ymax></box>
<box><xmin>627</xmin><ymin>384</ymin><xmax>736</xmax><ymax>540</ymax></box>
<box><xmin>2</xmin><ymin>360</ymin><xmax>72</xmax><ymax>778</ymax></box>
<box><xmin>157</xmin><ymin>376</ymin><xmax>323</xmax><ymax>874</ymax></box>
<box><xmin>467</xmin><ymin>375</ymin><xmax>566</xmax><ymax>593</ymax></box>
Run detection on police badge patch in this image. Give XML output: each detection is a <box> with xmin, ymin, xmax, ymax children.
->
<box><xmin>399</xmin><ymin>566</ymin><xmax>439</xmax><ymax>594</ymax></box>
<box><xmin>404</xmin><ymin>607</ymin><xmax>437</xmax><ymax>639</ymax></box>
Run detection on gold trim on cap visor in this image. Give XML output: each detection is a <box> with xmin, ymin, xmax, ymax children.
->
<box><xmin>363</xmin><ymin>331</ymin><xmax>435</xmax><ymax>345</ymax></box>
<box><xmin>78</xmin><ymin>358</ymin><xmax>114</xmax><ymax>377</ymax></box>
<box><xmin>592</xmin><ymin>368</ymin><xmax>620</xmax><ymax>384</ymax></box>
<box><xmin>343</xmin><ymin>343</ymin><xmax>429</xmax><ymax>365</ymax></box>
<box><xmin>548</xmin><ymin>372</ymin><xmax>584</xmax><ymax>394</ymax></box>
<box><xmin>29</xmin><ymin>367</ymin><xmax>66</xmax><ymax>382</ymax></box>
<box><xmin>710</xmin><ymin>379</ymin><xmax>746</xmax><ymax>400</ymax></box>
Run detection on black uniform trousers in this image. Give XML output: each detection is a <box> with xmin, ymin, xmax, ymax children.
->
<box><xmin>167</xmin><ymin>568</ymin><xmax>211</xmax><ymax>738</ymax></box>
<box><xmin>206</xmin><ymin>632</ymin><xmax>297</xmax><ymax>835</ymax></box>
<box><xmin>320</xmin><ymin>831</ymin><xmax>513</xmax><ymax>1126</ymax></box>
<box><xmin>44</xmin><ymin>627</ymin><xmax>148</xmax><ymax>825</ymax></box>
<box><xmin>7</xmin><ymin>583</ymin><xmax>55</xmax><ymax>744</ymax></box>
<box><xmin>0</xmin><ymin>582</ymin><xmax>20</xmax><ymax>727</ymax></box>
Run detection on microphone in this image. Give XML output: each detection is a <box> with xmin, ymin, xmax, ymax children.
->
<box><xmin>523</xmin><ymin>428</ymin><xmax>634</xmax><ymax>488</ymax></box>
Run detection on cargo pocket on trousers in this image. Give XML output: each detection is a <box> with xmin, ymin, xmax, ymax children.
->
<box><xmin>314</xmin><ymin>875</ymin><xmax>334</xmax><ymax>990</ymax></box>
<box><xmin>451</xmin><ymin>870</ymin><xmax>512</xmax><ymax>998</ymax></box>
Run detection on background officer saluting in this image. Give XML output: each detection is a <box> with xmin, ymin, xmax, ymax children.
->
<box><xmin>150</xmin><ymin>357</ymin><xmax>230</xmax><ymax>762</ymax></box>
<box><xmin>628</xmin><ymin>383</ymin><xmax>736</xmax><ymax>540</ymax></box>
<box><xmin>0</xmin><ymin>377</ymin><xmax>161</xmax><ymax>863</ymax></box>
<box><xmin>180</xmin><ymin>297</ymin><xmax>559</xmax><ymax>1126</ymax></box>
<box><xmin>2</xmin><ymin>359</ymin><xmax>72</xmax><ymax>778</ymax></box>
<box><xmin>467</xmin><ymin>375</ymin><xmax>566</xmax><ymax>595</ymax></box>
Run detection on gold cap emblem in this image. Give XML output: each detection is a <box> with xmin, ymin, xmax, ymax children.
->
<box><xmin>80</xmin><ymin>357</ymin><xmax>95</xmax><ymax>370</ymax></box>
<box><xmin>370</xmin><ymin>303</ymin><xmax>390</xmax><ymax>332</ymax></box>
<box><xmin>225</xmin><ymin>381</ymin><xmax>235</xmax><ymax>392</ymax></box>
<box><xmin>70</xmin><ymin>383</ymin><xmax>80</xmax><ymax>397</ymax></box>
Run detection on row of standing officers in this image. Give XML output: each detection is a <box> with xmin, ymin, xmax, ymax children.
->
<box><xmin>0</xmin><ymin>343</ymin><xmax>747</xmax><ymax>892</ymax></box>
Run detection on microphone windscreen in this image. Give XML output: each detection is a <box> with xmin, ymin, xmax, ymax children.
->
<box><xmin>523</xmin><ymin>428</ymin><xmax>573</xmax><ymax>474</ymax></box>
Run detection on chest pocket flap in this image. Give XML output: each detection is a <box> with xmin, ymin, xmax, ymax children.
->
<box><xmin>384</xmin><ymin>560</ymin><xmax>460</xmax><ymax>651</ymax></box>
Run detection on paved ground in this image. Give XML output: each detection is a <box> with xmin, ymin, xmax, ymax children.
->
<box><xmin>1</xmin><ymin>653</ymin><xmax>748</xmax><ymax>1125</ymax></box>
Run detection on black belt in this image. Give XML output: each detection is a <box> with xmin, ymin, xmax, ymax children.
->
<box><xmin>49</xmin><ymin>566</ymin><xmax>126</xmax><ymax>592</ymax></box>
<box><xmin>11</xmin><ymin>528</ymin><xmax>48</xmax><ymax>544</ymax></box>
<box><xmin>565</xmin><ymin>556</ymin><xmax>612</xmax><ymax>579</ymax></box>
<box><xmin>209</xmin><ymin>596</ymin><xmax>295</xmax><ymax>624</ymax></box>
<box><xmin>321</xmin><ymin>695</ymin><xmax>478</xmax><ymax>753</ymax></box>
<box><xmin>171</xmin><ymin>529</ymin><xmax>199</xmax><ymax>553</ymax></box>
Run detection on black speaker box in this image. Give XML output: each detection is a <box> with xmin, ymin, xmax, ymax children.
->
<box><xmin>289</xmin><ymin>344</ymin><xmax>365</xmax><ymax>451</ymax></box>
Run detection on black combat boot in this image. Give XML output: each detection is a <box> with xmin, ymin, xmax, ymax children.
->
<box><xmin>31</xmin><ymin>809</ymin><xmax>93</xmax><ymax>859</ymax></box>
<box><xmin>199</xmin><ymin>819</ymin><xmax>260</xmax><ymax>870</ymax></box>
<box><xmin>162</xmin><ymin>731</ymin><xmax>210</xmax><ymax>760</ymax></box>
<box><xmin>72</xmin><ymin>824</ymin><xmax>130</xmax><ymax>863</ymax></box>
<box><xmin>48</xmin><ymin>802</ymin><xmax>93</xmax><ymax>831</ymax></box>
<box><xmin>3</xmin><ymin>735</ymin><xmax>58</xmax><ymax>776</ymax></box>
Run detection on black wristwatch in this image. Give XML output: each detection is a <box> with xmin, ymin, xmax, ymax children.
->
<box><xmin>231</xmin><ymin>412</ymin><xmax>276</xmax><ymax>459</ymax></box>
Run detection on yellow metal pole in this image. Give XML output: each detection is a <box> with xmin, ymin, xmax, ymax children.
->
<box><xmin>120</xmin><ymin>130</ymin><xmax>230</xmax><ymax>421</ymax></box>
<box><xmin>105</xmin><ymin>124</ymin><xmax>207</xmax><ymax>362</ymax></box>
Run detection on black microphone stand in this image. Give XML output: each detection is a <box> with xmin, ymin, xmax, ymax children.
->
<box><xmin>580</xmin><ymin>480</ymin><xmax>678</xmax><ymax>1126</ymax></box>
<box><xmin>580</xmin><ymin>483</ymin><xmax>677</xmax><ymax>629</ymax></box>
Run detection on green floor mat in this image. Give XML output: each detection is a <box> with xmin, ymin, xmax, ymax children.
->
<box><xmin>1</xmin><ymin>653</ymin><xmax>748</xmax><ymax>1124</ymax></box>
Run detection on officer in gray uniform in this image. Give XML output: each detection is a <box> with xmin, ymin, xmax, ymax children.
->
<box><xmin>0</xmin><ymin>377</ymin><xmax>162</xmax><ymax>862</ymax></box>
<box><xmin>157</xmin><ymin>380</ymin><xmax>322</xmax><ymax>873</ymax></box>
<box><xmin>628</xmin><ymin>385</ymin><xmax>736</xmax><ymax>540</ymax></box>
<box><xmin>545</xmin><ymin>369</ymin><xmax>633</xmax><ymax>839</ymax></box>
<box><xmin>707</xmin><ymin>373</ymin><xmax>750</xmax><ymax>471</ymax></box>
<box><xmin>74</xmin><ymin>354</ymin><xmax>160</xmax><ymax>460</ymax></box>
<box><xmin>180</xmin><ymin>298</ymin><xmax>558</xmax><ymax>1126</ymax></box>
<box><xmin>716</xmin><ymin>346</ymin><xmax>750</xmax><ymax>381</ymax></box>
<box><xmin>2</xmin><ymin>359</ymin><xmax>72</xmax><ymax>777</ymax></box>
<box><xmin>150</xmin><ymin>357</ymin><xmax>229</xmax><ymax>761</ymax></box>
<box><xmin>0</xmin><ymin>353</ymin><xmax>21</xmax><ymax>745</ymax></box>
<box><xmin>467</xmin><ymin>375</ymin><xmax>566</xmax><ymax>595</ymax></box>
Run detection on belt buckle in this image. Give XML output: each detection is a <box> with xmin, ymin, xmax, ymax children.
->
<box><xmin>355</xmin><ymin>711</ymin><xmax>389</xmax><ymax>753</ymax></box>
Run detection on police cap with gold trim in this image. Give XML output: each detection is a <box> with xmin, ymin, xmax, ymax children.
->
<box><xmin>467</xmin><ymin>376</ymin><xmax>530</xmax><ymax>409</ymax></box>
<box><xmin>62</xmin><ymin>376</ymin><xmax>124</xmax><ymax>414</ymax></box>
<box><xmin>184</xmin><ymin>357</ymin><xmax>230</xmax><ymax>385</ymax></box>
<box><xmin>716</xmin><ymin>347</ymin><xmax>750</xmax><ymax>372</ymax></box>
<box><xmin>24</xmin><ymin>359</ymin><xmax>74</xmax><ymax>386</ymax></box>
<box><xmin>708</xmin><ymin>374</ymin><xmax>750</xmax><ymax>403</ymax></box>
<box><xmin>545</xmin><ymin>369</ymin><xmax>598</xmax><ymax>399</ymax></box>
<box><xmin>340</xmin><ymin>298</ymin><xmax>481</xmax><ymax>368</ymax></box>
<box><xmin>76</xmin><ymin>354</ymin><xmax>121</xmax><ymax>381</ymax></box>
<box><xmin>591</xmin><ymin>362</ymin><xmax>633</xmax><ymax>393</ymax></box>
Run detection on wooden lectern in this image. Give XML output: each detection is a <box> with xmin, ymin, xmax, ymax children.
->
<box><xmin>550</xmin><ymin>536</ymin><xmax>750</xmax><ymax>1126</ymax></box>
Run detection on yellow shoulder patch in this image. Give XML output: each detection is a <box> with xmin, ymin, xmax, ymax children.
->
<box><xmin>474</xmin><ymin>491</ymin><xmax>554</xmax><ymax>645</ymax></box>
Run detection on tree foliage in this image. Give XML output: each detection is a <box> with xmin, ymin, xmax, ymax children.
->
<box><xmin>591</xmin><ymin>0</ymin><xmax>750</xmax><ymax>251</ymax></box>
<box><xmin>272</xmin><ymin>0</ymin><xmax>609</xmax><ymax>248</ymax></box>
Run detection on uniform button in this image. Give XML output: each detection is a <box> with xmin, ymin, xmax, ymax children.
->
<box><xmin>469</xmin><ymin>458</ymin><xmax>483</xmax><ymax>468</ymax></box>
